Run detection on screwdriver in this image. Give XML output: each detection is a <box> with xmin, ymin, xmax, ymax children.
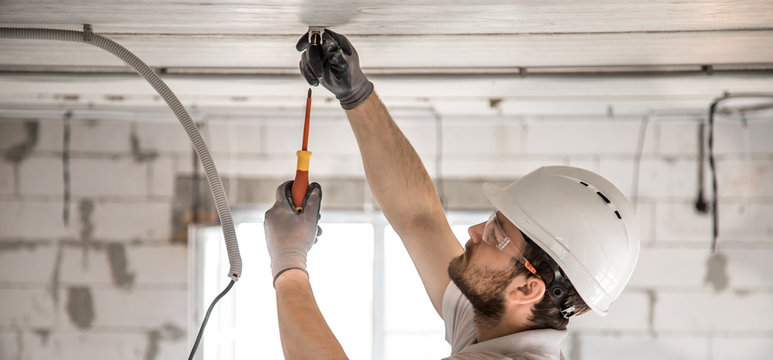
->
<box><xmin>291</xmin><ymin>88</ymin><xmax>313</xmax><ymax>212</ymax></box>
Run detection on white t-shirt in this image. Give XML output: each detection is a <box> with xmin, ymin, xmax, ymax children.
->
<box><xmin>442</xmin><ymin>282</ymin><xmax>567</xmax><ymax>360</ymax></box>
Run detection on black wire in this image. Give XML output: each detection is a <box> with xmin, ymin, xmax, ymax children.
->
<box><xmin>707</xmin><ymin>102</ymin><xmax>719</xmax><ymax>252</ymax></box>
<box><xmin>694</xmin><ymin>122</ymin><xmax>708</xmax><ymax>213</ymax></box>
<box><xmin>704</xmin><ymin>93</ymin><xmax>773</xmax><ymax>253</ymax></box>
<box><xmin>188</xmin><ymin>279</ymin><xmax>235</xmax><ymax>360</ymax></box>
<box><xmin>62</xmin><ymin>110</ymin><xmax>72</xmax><ymax>225</ymax></box>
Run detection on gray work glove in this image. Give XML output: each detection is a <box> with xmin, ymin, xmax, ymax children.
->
<box><xmin>264</xmin><ymin>180</ymin><xmax>323</xmax><ymax>287</ymax></box>
<box><xmin>296</xmin><ymin>29</ymin><xmax>374</xmax><ymax>109</ymax></box>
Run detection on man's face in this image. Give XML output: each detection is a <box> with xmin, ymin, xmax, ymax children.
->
<box><xmin>447</xmin><ymin>212</ymin><xmax>529</xmax><ymax>326</ymax></box>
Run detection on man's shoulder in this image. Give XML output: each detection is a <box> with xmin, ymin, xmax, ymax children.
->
<box><xmin>446</xmin><ymin>351</ymin><xmax>533</xmax><ymax>360</ymax></box>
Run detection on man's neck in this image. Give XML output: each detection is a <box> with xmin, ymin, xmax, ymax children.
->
<box><xmin>475</xmin><ymin>309</ymin><xmax>533</xmax><ymax>342</ymax></box>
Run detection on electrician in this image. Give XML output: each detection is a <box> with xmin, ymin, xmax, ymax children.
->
<box><xmin>264</xmin><ymin>29</ymin><xmax>639</xmax><ymax>360</ymax></box>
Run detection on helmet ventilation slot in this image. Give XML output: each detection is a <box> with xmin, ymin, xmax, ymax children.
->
<box><xmin>577</xmin><ymin>181</ymin><xmax>623</xmax><ymax>220</ymax></box>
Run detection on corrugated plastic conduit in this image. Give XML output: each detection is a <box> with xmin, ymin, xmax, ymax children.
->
<box><xmin>0</xmin><ymin>25</ymin><xmax>242</xmax><ymax>359</ymax></box>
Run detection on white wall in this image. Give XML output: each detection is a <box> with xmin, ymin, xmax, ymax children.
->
<box><xmin>1</xmin><ymin>103</ymin><xmax>772</xmax><ymax>359</ymax></box>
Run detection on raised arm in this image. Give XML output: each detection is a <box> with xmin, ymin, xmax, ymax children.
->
<box><xmin>265</xmin><ymin>181</ymin><xmax>347</xmax><ymax>359</ymax></box>
<box><xmin>275</xmin><ymin>270</ymin><xmax>347</xmax><ymax>360</ymax></box>
<box><xmin>298</xmin><ymin>29</ymin><xmax>463</xmax><ymax>314</ymax></box>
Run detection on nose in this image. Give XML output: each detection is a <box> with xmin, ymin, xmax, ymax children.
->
<box><xmin>468</xmin><ymin>222</ymin><xmax>485</xmax><ymax>245</ymax></box>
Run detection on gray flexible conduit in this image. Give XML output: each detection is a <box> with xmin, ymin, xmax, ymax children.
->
<box><xmin>0</xmin><ymin>26</ymin><xmax>242</xmax><ymax>280</ymax></box>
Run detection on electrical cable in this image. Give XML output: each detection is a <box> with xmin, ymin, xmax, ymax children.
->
<box><xmin>694</xmin><ymin>122</ymin><xmax>709</xmax><ymax>213</ymax></box>
<box><xmin>0</xmin><ymin>25</ymin><xmax>243</xmax><ymax>359</ymax></box>
<box><xmin>707</xmin><ymin>100</ymin><xmax>719</xmax><ymax>252</ymax></box>
<box><xmin>702</xmin><ymin>92</ymin><xmax>773</xmax><ymax>253</ymax></box>
<box><xmin>0</xmin><ymin>26</ymin><xmax>242</xmax><ymax>280</ymax></box>
<box><xmin>630</xmin><ymin>110</ymin><xmax>701</xmax><ymax>212</ymax></box>
<box><xmin>739</xmin><ymin>112</ymin><xmax>751</xmax><ymax>214</ymax></box>
<box><xmin>188</xmin><ymin>279</ymin><xmax>235</xmax><ymax>360</ymax></box>
<box><xmin>62</xmin><ymin>110</ymin><xmax>72</xmax><ymax>224</ymax></box>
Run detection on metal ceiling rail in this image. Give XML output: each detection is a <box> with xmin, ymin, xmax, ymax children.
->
<box><xmin>2</xmin><ymin>64</ymin><xmax>773</xmax><ymax>78</ymax></box>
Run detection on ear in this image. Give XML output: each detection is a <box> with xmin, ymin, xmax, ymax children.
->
<box><xmin>506</xmin><ymin>276</ymin><xmax>545</xmax><ymax>305</ymax></box>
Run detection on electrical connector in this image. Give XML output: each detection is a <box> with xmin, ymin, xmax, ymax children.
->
<box><xmin>308</xmin><ymin>26</ymin><xmax>324</xmax><ymax>45</ymax></box>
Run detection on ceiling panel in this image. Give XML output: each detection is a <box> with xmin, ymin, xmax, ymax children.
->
<box><xmin>1</xmin><ymin>30</ymin><xmax>772</xmax><ymax>69</ymax></box>
<box><xmin>1</xmin><ymin>72</ymin><xmax>771</xmax><ymax>119</ymax></box>
<box><xmin>2</xmin><ymin>0</ymin><xmax>773</xmax><ymax>34</ymax></box>
<box><xmin>1</xmin><ymin>0</ymin><xmax>772</xmax><ymax>118</ymax></box>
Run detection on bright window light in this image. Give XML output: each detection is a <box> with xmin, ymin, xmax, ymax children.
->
<box><xmin>383</xmin><ymin>225</ymin><xmax>450</xmax><ymax>359</ymax></box>
<box><xmin>192</xmin><ymin>211</ymin><xmax>484</xmax><ymax>360</ymax></box>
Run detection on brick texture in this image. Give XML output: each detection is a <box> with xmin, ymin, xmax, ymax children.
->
<box><xmin>0</xmin><ymin>159</ymin><xmax>13</xmax><ymax>195</ymax></box>
<box><xmin>18</xmin><ymin>156</ymin><xmax>64</xmax><ymax>196</ymax></box>
<box><xmin>0</xmin><ymin>108</ymin><xmax>771</xmax><ymax>360</ymax></box>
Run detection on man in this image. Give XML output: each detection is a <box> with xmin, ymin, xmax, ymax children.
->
<box><xmin>264</xmin><ymin>29</ymin><xmax>640</xmax><ymax>360</ymax></box>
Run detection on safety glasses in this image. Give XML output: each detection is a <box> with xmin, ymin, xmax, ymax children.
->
<box><xmin>481</xmin><ymin>211</ymin><xmax>540</xmax><ymax>277</ymax></box>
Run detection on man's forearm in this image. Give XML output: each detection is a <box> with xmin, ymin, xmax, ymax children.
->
<box><xmin>345</xmin><ymin>92</ymin><xmax>445</xmax><ymax>231</ymax></box>
<box><xmin>345</xmin><ymin>92</ymin><xmax>461</xmax><ymax>314</ymax></box>
<box><xmin>275</xmin><ymin>270</ymin><xmax>347</xmax><ymax>360</ymax></box>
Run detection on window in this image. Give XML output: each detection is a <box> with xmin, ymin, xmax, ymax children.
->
<box><xmin>190</xmin><ymin>211</ymin><xmax>486</xmax><ymax>360</ymax></box>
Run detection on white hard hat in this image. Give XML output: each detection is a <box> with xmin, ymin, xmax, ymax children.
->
<box><xmin>483</xmin><ymin>166</ymin><xmax>639</xmax><ymax>316</ymax></box>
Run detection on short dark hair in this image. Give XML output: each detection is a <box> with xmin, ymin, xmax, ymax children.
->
<box><xmin>513</xmin><ymin>239</ymin><xmax>590</xmax><ymax>330</ymax></box>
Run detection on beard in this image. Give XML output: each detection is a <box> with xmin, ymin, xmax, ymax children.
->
<box><xmin>448</xmin><ymin>244</ymin><xmax>518</xmax><ymax>328</ymax></box>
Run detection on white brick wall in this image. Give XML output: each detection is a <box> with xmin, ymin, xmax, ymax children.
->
<box><xmin>716</xmin><ymin>159</ymin><xmax>773</xmax><ymax>198</ymax></box>
<box><xmin>655</xmin><ymin>292</ymin><xmax>773</xmax><ymax>332</ymax></box>
<box><xmin>0</xmin><ymin>200</ymin><xmax>78</xmax><ymax>239</ymax></box>
<box><xmin>654</xmin><ymin>202</ymin><xmax>713</xmax><ymax>242</ymax></box>
<box><xmin>263</xmin><ymin>122</ymin><xmax>306</xmax><ymax>155</ymax></box>
<box><xmin>46</xmin><ymin>332</ymin><xmax>147</xmax><ymax>360</ymax></box>
<box><xmin>442</xmin><ymin>119</ymin><xmax>522</xmax><ymax>155</ymax></box>
<box><xmin>70</xmin><ymin>158</ymin><xmax>147</xmax><ymax>197</ymax></box>
<box><xmin>129</xmin><ymin>244</ymin><xmax>188</xmax><ymax>285</ymax></box>
<box><xmin>713</xmin><ymin>337</ymin><xmax>773</xmax><ymax>360</ymax></box>
<box><xmin>53</xmin><ymin>244</ymin><xmax>187</xmax><ymax>291</ymax></box>
<box><xmin>569</xmin><ymin>291</ymin><xmax>651</xmax><ymax>331</ymax></box>
<box><xmin>0</xmin><ymin>159</ymin><xmax>13</xmax><ymax>195</ymax></box>
<box><xmin>526</xmin><ymin>119</ymin><xmax>655</xmax><ymax>155</ymax></box>
<box><xmin>0</xmin><ymin>289</ymin><xmax>55</xmax><ymax>327</ymax></box>
<box><xmin>69</xmin><ymin>119</ymin><xmax>132</xmax><ymax>154</ymax></box>
<box><xmin>90</xmin><ymin>202</ymin><xmax>172</xmax><ymax>241</ymax></box>
<box><xmin>0</xmin><ymin>105</ymin><xmax>771</xmax><ymax>360</ymax></box>
<box><xmin>135</xmin><ymin>122</ymin><xmax>194</xmax><ymax>153</ymax></box>
<box><xmin>723</xmin><ymin>248</ymin><xmax>773</xmax><ymax>288</ymax></box>
<box><xmin>718</xmin><ymin>203</ymin><xmax>773</xmax><ymax>242</ymax></box>
<box><xmin>713</xmin><ymin>120</ymin><xmax>773</xmax><ymax>155</ymax></box>
<box><xmin>576</xmin><ymin>335</ymin><xmax>709</xmax><ymax>360</ymax></box>
<box><xmin>58</xmin><ymin>246</ymin><xmax>114</xmax><ymax>286</ymax></box>
<box><xmin>206</xmin><ymin>122</ymin><xmax>263</xmax><ymax>155</ymax></box>
<box><xmin>34</xmin><ymin>119</ymin><xmax>64</xmax><ymax>152</ymax></box>
<box><xmin>628</xmin><ymin>248</ymin><xmax>710</xmax><ymax>288</ymax></box>
<box><xmin>658</xmin><ymin>120</ymin><xmax>700</xmax><ymax>156</ymax></box>
<box><xmin>56</xmin><ymin>288</ymin><xmax>187</xmax><ymax>329</ymax></box>
<box><xmin>306</xmin><ymin>121</ymin><xmax>360</xmax><ymax>155</ymax></box>
<box><xmin>18</xmin><ymin>156</ymin><xmax>63</xmax><ymax>196</ymax></box>
<box><xmin>634</xmin><ymin>202</ymin><xmax>655</xmax><ymax>244</ymax></box>
<box><xmin>0</xmin><ymin>243</ymin><xmax>57</xmax><ymax>283</ymax></box>
<box><xmin>150</xmin><ymin>156</ymin><xmax>175</xmax><ymax>198</ymax></box>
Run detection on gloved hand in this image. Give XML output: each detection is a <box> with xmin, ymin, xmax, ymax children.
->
<box><xmin>264</xmin><ymin>180</ymin><xmax>323</xmax><ymax>287</ymax></box>
<box><xmin>297</xmin><ymin>29</ymin><xmax>374</xmax><ymax>109</ymax></box>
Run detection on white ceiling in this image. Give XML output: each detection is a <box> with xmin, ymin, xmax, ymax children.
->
<box><xmin>1</xmin><ymin>0</ymin><xmax>772</xmax><ymax>118</ymax></box>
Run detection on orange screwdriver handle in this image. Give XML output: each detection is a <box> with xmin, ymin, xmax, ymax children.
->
<box><xmin>291</xmin><ymin>150</ymin><xmax>312</xmax><ymax>211</ymax></box>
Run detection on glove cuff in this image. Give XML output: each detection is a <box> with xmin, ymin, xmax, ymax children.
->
<box><xmin>273</xmin><ymin>267</ymin><xmax>309</xmax><ymax>288</ymax></box>
<box><xmin>339</xmin><ymin>80</ymin><xmax>374</xmax><ymax>110</ymax></box>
